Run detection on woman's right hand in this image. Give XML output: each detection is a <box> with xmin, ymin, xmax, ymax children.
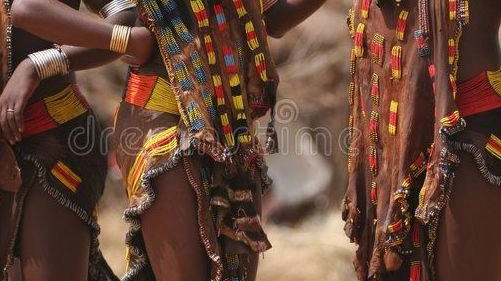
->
<box><xmin>124</xmin><ymin>26</ymin><xmax>155</xmax><ymax>66</ymax></box>
<box><xmin>0</xmin><ymin>59</ymin><xmax>40</xmax><ymax>145</ymax></box>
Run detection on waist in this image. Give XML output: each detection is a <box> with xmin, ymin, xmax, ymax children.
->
<box><xmin>23</xmin><ymin>84</ymin><xmax>89</xmax><ymax>137</ymax></box>
<box><xmin>124</xmin><ymin>72</ymin><xmax>179</xmax><ymax>115</ymax></box>
<box><xmin>456</xmin><ymin>69</ymin><xmax>501</xmax><ymax>117</ymax></box>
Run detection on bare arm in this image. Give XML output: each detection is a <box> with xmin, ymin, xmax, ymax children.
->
<box><xmin>264</xmin><ymin>0</ymin><xmax>326</xmax><ymax>38</ymax></box>
<box><xmin>0</xmin><ymin>1</ymin><xmax>153</xmax><ymax>144</ymax></box>
<box><xmin>10</xmin><ymin>0</ymin><xmax>146</xmax><ymax>56</ymax></box>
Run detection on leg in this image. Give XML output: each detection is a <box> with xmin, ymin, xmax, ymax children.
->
<box><xmin>0</xmin><ymin>191</ymin><xmax>15</xmax><ymax>267</ymax></box>
<box><xmin>140</xmin><ymin>160</ymin><xmax>209</xmax><ymax>281</ymax></box>
<box><xmin>436</xmin><ymin>151</ymin><xmax>501</xmax><ymax>281</ymax></box>
<box><xmin>19</xmin><ymin>184</ymin><xmax>90</xmax><ymax>281</ymax></box>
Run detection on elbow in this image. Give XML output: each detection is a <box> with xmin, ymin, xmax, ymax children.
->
<box><xmin>11</xmin><ymin>0</ymin><xmax>39</xmax><ymax>28</ymax></box>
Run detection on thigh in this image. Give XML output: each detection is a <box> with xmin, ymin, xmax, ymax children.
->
<box><xmin>436</xmin><ymin>152</ymin><xmax>501</xmax><ymax>281</ymax></box>
<box><xmin>19</xmin><ymin>184</ymin><xmax>90</xmax><ymax>281</ymax></box>
<box><xmin>0</xmin><ymin>191</ymin><xmax>15</xmax><ymax>267</ymax></box>
<box><xmin>140</xmin><ymin>159</ymin><xmax>209</xmax><ymax>281</ymax></box>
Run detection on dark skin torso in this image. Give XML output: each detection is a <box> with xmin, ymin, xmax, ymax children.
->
<box><xmin>458</xmin><ymin>0</ymin><xmax>501</xmax><ymax>81</ymax></box>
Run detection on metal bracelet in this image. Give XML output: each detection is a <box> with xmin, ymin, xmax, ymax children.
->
<box><xmin>27</xmin><ymin>48</ymin><xmax>70</xmax><ymax>80</ymax></box>
<box><xmin>110</xmin><ymin>25</ymin><xmax>132</xmax><ymax>54</ymax></box>
<box><xmin>99</xmin><ymin>0</ymin><xmax>136</xmax><ymax>18</ymax></box>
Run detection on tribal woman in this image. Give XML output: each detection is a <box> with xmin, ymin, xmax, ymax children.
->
<box><xmin>0</xmin><ymin>0</ymin><xmax>148</xmax><ymax>280</ymax></box>
<box><xmin>343</xmin><ymin>0</ymin><xmax>500</xmax><ymax>280</ymax></box>
<box><xmin>1</xmin><ymin>0</ymin><xmax>325</xmax><ymax>280</ymax></box>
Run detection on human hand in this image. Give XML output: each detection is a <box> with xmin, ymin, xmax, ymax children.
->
<box><xmin>0</xmin><ymin>59</ymin><xmax>40</xmax><ymax>144</ymax></box>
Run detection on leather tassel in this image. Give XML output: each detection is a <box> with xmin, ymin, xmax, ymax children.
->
<box><xmin>370</xmin><ymin>181</ymin><xmax>377</xmax><ymax>205</ymax></box>
<box><xmin>414</xmin><ymin>30</ymin><xmax>430</xmax><ymax>57</ymax></box>
<box><xmin>410</xmin><ymin>261</ymin><xmax>422</xmax><ymax>281</ymax></box>
<box><xmin>412</xmin><ymin>221</ymin><xmax>421</xmax><ymax>248</ymax></box>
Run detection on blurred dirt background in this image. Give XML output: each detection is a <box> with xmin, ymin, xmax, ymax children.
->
<box><xmin>77</xmin><ymin>1</ymin><xmax>358</xmax><ymax>280</ymax></box>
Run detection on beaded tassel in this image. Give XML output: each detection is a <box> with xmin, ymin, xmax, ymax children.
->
<box><xmin>401</xmin><ymin>175</ymin><xmax>412</xmax><ymax>188</ymax></box>
<box><xmin>212</xmin><ymin>76</ymin><xmax>225</xmax><ymax>105</ymax></box>
<box><xmin>232</xmin><ymin>0</ymin><xmax>247</xmax><ymax>18</ymax></box>
<box><xmin>370</xmin><ymin>181</ymin><xmax>377</xmax><ymax>205</ymax></box>
<box><xmin>370</xmin><ymin>73</ymin><xmax>379</xmax><ymax>105</ymax></box>
<box><xmin>396</xmin><ymin>10</ymin><xmax>409</xmax><ymax>41</ymax></box>
<box><xmin>350</xmin><ymin>49</ymin><xmax>356</xmax><ymax>76</ymax></box>
<box><xmin>369</xmin><ymin>111</ymin><xmax>379</xmax><ymax>143</ymax></box>
<box><xmin>360</xmin><ymin>0</ymin><xmax>371</xmax><ymax>19</ymax></box>
<box><xmin>439</xmin><ymin>110</ymin><xmax>460</xmax><ymax>127</ymax></box>
<box><xmin>391</xmin><ymin>46</ymin><xmax>402</xmax><ymax>80</ymax></box>
<box><xmin>457</xmin><ymin>0</ymin><xmax>469</xmax><ymax>25</ymax></box>
<box><xmin>214</xmin><ymin>4</ymin><xmax>228</xmax><ymax>31</ymax></box>
<box><xmin>369</xmin><ymin>33</ymin><xmax>384</xmax><ymax>66</ymax></box>
<box><xmin>448</xmin><ymin>39</ymin><xmax>455</xmax><ymax>65</ymax></box>
<box><xmin>245</xmin><ymin>21</ymin><xmax>260</xmax><ymax>50</ymax></box>
<box><xmin>221</xmin><ymin>113</ymin><xmax>235</xmax><ymax>147</ymax></box>
<box><xmin>450</xmin><ymin>74</ymin><xmax>457</xmax><ymax>99</ymax></box>
<box><xmin>389</xmin><ymin>100</ymin><xmax>398</xmax><ymax>135</ymax></box>
<box><xmin>190</xmin><ymin>0</ymin><xmax>209</xmax><ymax>27</ymax></box>
<box><xmin>348</xmin><ymin>81</ymin><xmax>355</xmax><ymax>105</ymax></box>
<box><xmin>223</xmin><ymin>45</ymin><xmax>237</xmax><ymax>74</ymax></box>
<box><xmin>410</xmin><ymin>153</ymin><xmax>427</xmax><ymax>177</ymax></box>
<box><xmin>449</xmin><ymin>0</ymin><xmax>457</xmax><ymax>20</ymax></box>
<box><xmin>347</xmin><ymin>9</ymin><xmax>355</xmax><ymax>38</ymax></box>
<box><xmin>388</xmin><ymin>219</ymin><xmax>403</xmax><ymax>233</ymax></box>
<box><xmin>255</xmin><ymin>53</ymin><xmax>268</xmax><ymax>81</ymax></box>
<box><xmin>412</xmin><ymin>221</ymin><xmax>421</xmax><ymax>247</ymax></box>
<box><xmin>418</xmin><ymin>0</ymin><xmax>430</xmax><ymax>35</ymax></box>
<box><xmin>369</xmin><ymin>146</ymin><xmax>378</xmax><ymax>176</ymax></box>
<box><xmin>204</xmin><ymin>35</ymin><xmax>216</xmax><ymax>65</ymax></box>
<box><xmin>230</xmin><ymin>74</ymin><xmax>245</xmax><ymax>110</ymax></box>
<box><xmin>354</xmin><ymin>23</ymin><xmax>365</xmax><ymax>58</ymax></box>
<box><xmin>486</xmin><ymin>134</ymin><xmax>501</xmax><ymax>160</ymax></box>
<box><xmin>414</xmin><ymin>30</ymin><xmax>430</xmax><ymax>57</ymax></box>
<box><xmin>410</xmin><ymin>262</ymin><xmax>422</xmax><ymax>281</ymax></box>
<box><xmin>428</xmin><ymin>64</ymin><xmax>436</xmax><ymax>93</ymax></box>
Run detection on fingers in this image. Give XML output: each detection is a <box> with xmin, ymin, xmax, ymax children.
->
<box><xmin>13</xmin><ymin>106</ymin><xmax>24</xmax><ymax>135</ymax></box>
<box><xmin>7</xmin><ymin>107</ymin><xmax>22</xmax><ymax>142</ymax></box>
<box><xmin>0</xmin><ymin>106</ymin><xmax>22</xmax><ymax>145</ymax></box>
<box><xmin>0</xmin><ymin>109</ymin><xmax>15</xmax><ymax>145</ymax></box>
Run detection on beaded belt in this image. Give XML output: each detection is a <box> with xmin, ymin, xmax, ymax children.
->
<box><xmin>456</xmin><ymin>69</ymin><xmax>501</xmax><ymax>117</ymax></box>
<box><xmin>124</xmin><ymin>72</ymin><xmax>180</xmax><ymax>115</ymax></box>
<box><xmin>23</xmin><ymin>85</ymin><xmax>89</xmax><ymax>137</ymax></box>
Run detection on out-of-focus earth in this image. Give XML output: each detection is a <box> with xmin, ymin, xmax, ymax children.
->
<box><xmin>78</xmin><ymin>1</ymin><xmax>358</xmax><ymax>280</ymax></box>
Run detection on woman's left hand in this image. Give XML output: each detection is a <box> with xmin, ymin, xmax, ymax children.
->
<box><xmin>0</xmin><ymin>59</ymin><xmax>40</xmax><ymax>145</ymax></box>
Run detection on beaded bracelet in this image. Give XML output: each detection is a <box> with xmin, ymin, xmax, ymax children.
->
<box><xmin>27</xmin><ymin>48</ymin><xmax>70</xmax><ymax>80</ymax></box>
<box><xmin>99</xmin><ymin>0</ymin><xmax>136</xmax><ymax>18</ymax></box>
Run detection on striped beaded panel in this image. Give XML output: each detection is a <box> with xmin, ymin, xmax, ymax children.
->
<box><xmin>23</xmin><ymin>85</ymin><xmax>89</xmax><ymax>137</ymax></box>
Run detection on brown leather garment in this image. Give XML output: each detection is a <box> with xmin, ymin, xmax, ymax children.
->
<box><xmin>343</xmin><ymin>0</ymin><xmax>500</xmax><ymax>280</ymax></box>
<box><xmin>342</xmin><ymin>0</ymin><xmax>434</xmax><ymax>279</ymax></box>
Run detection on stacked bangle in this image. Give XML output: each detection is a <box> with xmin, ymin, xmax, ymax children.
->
<box><xmin>99</xmin><ymin>0</ymin><xmax>136</xmax><ymax>18</ymax></box>
<box><xmin>110</xmin><ymin>25</ymin><xmax>132</xmax><ymax>54</ymax></box>
<box><xmin>27</xmin><ymin>48</ymin><xmax>70</xmax><ymax>80</ymax></box>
